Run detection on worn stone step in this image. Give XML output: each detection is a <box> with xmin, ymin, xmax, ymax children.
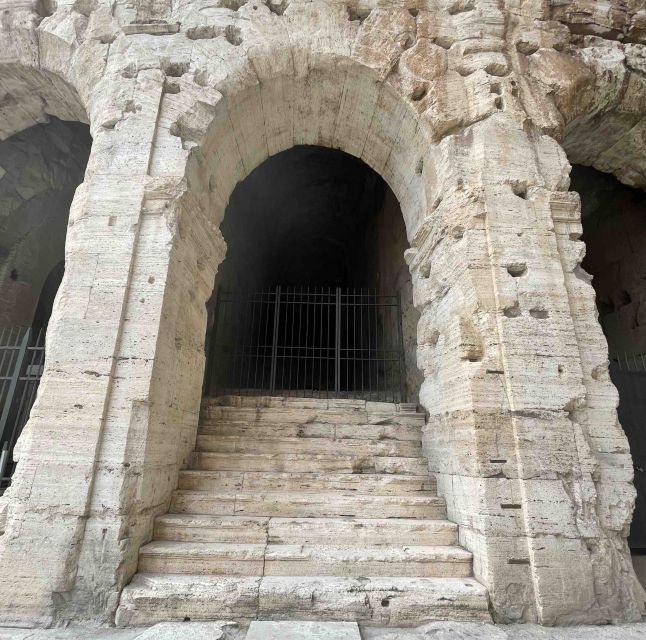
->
<box><xmin>116</xmin><ymin>574</ymin><xmax>491</xmax><ymax>626</ymax></box>
<box><xmin>195</xmin><ymin>435</ymin><xmax>423</xmax><ymax>458</ymax></box>
<box><xmin>137</xmin><ymin>541</ymin><xmax>473</xmax><ymax>578</ymax></box>
<box><xmin>199</xmin><ymin>421</ymin><xmax>423</xmax><ymax>442</ymax></box>
<box><xmin>170</xmin><ymin>490</ymin><xmax>446</xmax><ymax>519</ymax></box>
<box><xmin>154</xmin><ymin>515</ymin><xmax>458</xmax><ymax>546</ymax></box>
<box><xmin>201</xmin><ymin>405</ymin><xmax>425</xmax><ymax>426</ymax></box>
<box><xmin>206</xmin><ymin>396</ymin><xmax>421</xmax><ymax>415</ymax></box>
<box><xmin>177</xmin><ymin>470</ymin><xmax>435</xmax><ymax>495</ymax></box>
<box><xmin>192</xmin><ymin>452</ymin><xmax>428</xmax><ymax>475</ymax></box>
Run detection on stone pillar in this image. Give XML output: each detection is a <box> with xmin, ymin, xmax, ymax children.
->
<box><xmin>0</xmin><ymin>67</ymin><xmax>208</xmax><ymax>625</ymax></box>
<box><xmin>416</xmin><ymin>112</ymin><xmax>642</xmax><ymax>623</ymax></box>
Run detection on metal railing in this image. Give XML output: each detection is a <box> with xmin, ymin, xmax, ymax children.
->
<box><xmin>205</xmin><ymin>287</ymin><xmax>406</xmax><ymax>402</ymax></box>
<box><xmin>0</xmin><ymin>327</ymin><xmax>46</xmax><ymax>484</ymax></box>
<box><xmin>610</xmin><ymin>352</ymin><xmax>646</xmax><ymax>373</ymax></box>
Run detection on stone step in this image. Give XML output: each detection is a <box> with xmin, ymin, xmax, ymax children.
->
<box><xmin>195</xmin><ymin>435</ymin><xmax>423</xmax><ymax>458</ymax></box>
<box><xmin>170</xmin><ymin>490</ymin><xmax>446</xmax><ymax>519</ymax></box>
<box><xmin>154</xmin><ymin>514</ymin><xmax>458</xmax><ymax>546</ymax></box>
<box><xmin>199</xmin><ymin>421</ymin><xmax>422</xmax><ymax>441</ymax></box>
<box><xmin>116</xmin><ymin>574</ymin><xmax>491</xmax><ymax>626</ymax></box>
<box><xmin>177</xmin><ymin>470</ymin><xmax>435</xmax><ymax>495</ymax></box>
<box><xmin>192</xmin><ymin>452</ymin><xmax>428</xmax><ymax>475</ymax></box>
<box><xmin>208</xmin><ymin>396</ymin><xmax>420</xmax><ymax>414</ymax></box>
<box><xmin>137</xmin><ymin>541</ymin><xmax>473</xmax><ymax>578</ymax></box>
<box><xmin>201</xmin><ymin>405</ymin><xmax>425</xmax><ymax>426</ymax></box>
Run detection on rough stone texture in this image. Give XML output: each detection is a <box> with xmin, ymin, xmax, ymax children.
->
<box><xmin>0</xmin><ymin>0</ymin><xmax>644</xmax><ymax>629</ymax></box>
<box><xmin>246</xmin><ymin>621</ymin><xmax>361</xmax><ymax>639</ymax></box>
<box><xmin>2</xmin><ymin>622</ymin><xmax>646</xmax><ymax>639</ymax></box>
<box><xmin>114</xmin><ymin>398</ymin><xmax>490</xmax><ymax>625</ymax></box>
<box><xmin>0</xmin><ymin>622</ymin><xmax>241</xmax><ymax>640</ymax></box>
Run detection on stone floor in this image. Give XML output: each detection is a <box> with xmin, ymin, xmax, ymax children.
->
<box><xmin>1</xmin><ymin>621</ymin><xmax>646</xmax><ymax>639</ymax></box>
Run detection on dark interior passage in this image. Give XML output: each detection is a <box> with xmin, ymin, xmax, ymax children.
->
<box><xmin>205</xmin><ymin>146</ymin><xmax>422</xmax><ymax>402</ymax></box>
<box><xmin>0</xmin><ymin>118</ymin><xmax>91</xmax><ymax>485</ymax></box>
<box><xmin>0</xmin><ymin>118</ymin><xmax>91</xmax><ymax>329</ymax></box>
<box><xmin>575</xmin><ymin>165</ymin><xmax>646</xmax><ymax>550</ymax></box>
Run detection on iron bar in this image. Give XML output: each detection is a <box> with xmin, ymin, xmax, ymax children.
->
<box><xmin>209</xmin><ymin>287</ymin><xmax>405</xmax><ymax>402</ymax></box>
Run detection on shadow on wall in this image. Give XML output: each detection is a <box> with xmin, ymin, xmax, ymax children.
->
<box><xmin>575</xmin><ymin>164</ymin><xmax>646</xmax><ymax>563</ymax></box>
<box><xmin>0</xmin><ymin>117</ymin><xmax>91</xmax><ymax>329</ymax></box>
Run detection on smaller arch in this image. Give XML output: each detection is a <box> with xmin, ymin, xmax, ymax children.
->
<box><xmin>0</xmin><ymin>64</ymin><xmax>88</xmax><ymax>140</ymax></box>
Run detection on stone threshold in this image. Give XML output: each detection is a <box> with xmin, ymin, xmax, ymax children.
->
<box><xmin>1</xmin><ymin>621</ymin><xmax>646</xmax><ymax>640</ymax></box>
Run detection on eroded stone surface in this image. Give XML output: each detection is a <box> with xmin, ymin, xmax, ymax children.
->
<box><xmin>246</xmin><ymin>621</ymin><xmax>361</xmax><ymax>639</ymax></box>
<box><xmin>0</xmin><ymin>0</ymin><xmax>644</xmax><ymax>629</ymax></box>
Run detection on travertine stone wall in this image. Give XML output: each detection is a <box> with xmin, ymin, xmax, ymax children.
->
<box><xmin>0</xmin><ymin>0</ymin><xmax>645</xmax><ymax>628</ymax></box>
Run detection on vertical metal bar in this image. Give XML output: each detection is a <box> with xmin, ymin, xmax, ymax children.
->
<box><xmin>287</xmin><ymin>287</ymin><xmax>295</xmax><ymax>395</ymax></box>
<box><xmin>0</xmin><ymin>441</ymin><xmax>9</xmax><ymax>483</ymax></box>
<box><xmin>380</xmin><ymin>296</ymin><xmax>388</xmax><ymax>402</ymax></box>
<box><xmin>206</xmin><ymin>288</ymin><xmax>222</xmax><ymax>397</ymax></box>
<box><xmin>0</xmin><ymin>328</ymin><xmax>30</xmax><ymax>445</ymax></box>
<box><xmin>396</xmin><ymin>291</ymin><xmax>406</xmax><ymax>403</ymax></box>
<box><xmin>295</xmin><ymin>287</ymin><xmax>303</xmax><ymax>395</ymax></box>
<box><xmin>352</xmin><ymin>288</ymin><xmax>357</xmax><ymax>398</ymax></box>
<box><xmin>326</xmin><ymin>287</ymin><xmax>331</xmax><ymax>398</ymax></box>
<box><xmin>262</xmin><ymin>288</ymin><xmax>273</xmax><ymax>393</ymax></box>
<box><xmin>319</xmin><ymin>287</ymin><xmax>327</xmax><ymax>398</ymax></box>
<box><xmin>311</xmin><ymin>287</ymin><xmax>318</xmax><ymax>398</ymax></box>
<box><xmin>269</xmin><ymin>285</ymin><xmax>282</xmax><ymax>393</ymax></box>
<box><xmin>373</xmin><ymin>289</ymin><xmax>379</xmax><ymax>400</ymax></box>
<box><xmin>335</xmin><ymin>287</ymin><xmax>341</xmax><ymax>394</ymax></box>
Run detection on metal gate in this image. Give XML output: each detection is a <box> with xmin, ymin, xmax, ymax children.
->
<box><xmin>205</xmin><ymin>287</ymin><xmax>406</xmax><ymax>402</ymax></box>
<box><xmin>0</xmin><ymin>327</ymin><xmax>46</xmax><ymax>484</ymax></box>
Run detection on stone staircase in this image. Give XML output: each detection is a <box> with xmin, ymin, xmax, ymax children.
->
<box><xmin>116</xmin><ymin>397</ymin><xmax>490</xmax><ymax>626</ymax></box>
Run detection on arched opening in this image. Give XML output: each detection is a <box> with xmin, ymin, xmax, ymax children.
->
<box><xmin>204</xmin><ymin>145</ymin><xmax>422</xmax><ymax>403</ymax></box>
<box><xmin>573</xmin><ymin>165</ymin><xmax>646</xmax><ymax>557</ymax></box>
<box><xmin>0</xmin><ymin>117</ymin><xmax>91</xmax><ymax>486</ymax></box>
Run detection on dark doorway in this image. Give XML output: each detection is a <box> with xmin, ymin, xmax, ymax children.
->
<box><xmin>204</xmin><ymin>146</ymin><xmax>422</xmax><ymax>402</ymax></box>
<box><xmin>575</xmin><ymin>165</ymin><xmax>646</xmax><ymax>550</ymax></box>
<box><xmin>0</xmin><ymin>119</ymin><xmax>91</xmax><ymax>486</ymax></box>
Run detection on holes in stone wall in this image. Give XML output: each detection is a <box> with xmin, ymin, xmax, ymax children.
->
<box><xmin>219</xmin><ymin>0</ymin><xmax>247</xmax><ymax>10</ymax></box>
<box><xmin>267</xmin><ymin>0</ymin><xmax>288</xmax><ymax>15</ymax></box>
<box><xmin>511</xmin><ymin>183</ymin><xmax>528</xmax><ymax>199</ymax></box>
<box><xmin>187</xmin><ymin>25</ymin><xmax>220</xmax><ymax>40</ymax></box>
<box><xmin>411</xmin><ymin>85</ymin><xmax>428</xmax><ymax>101</ymax></box>
<box><xmin>529</xmin><ymin>308</ymin><xmax>548</xmax><ymax>319</ymax></box>
<box><xmin>415</xmin><ymin>158</ymin><xmax>423</xmax><ymax>175</ymax></box>
<box><xmin>506</xmin><ymin>263</ymin><xmax>527</xmax><ymax>278</ymax></box>
<box><xmin>225</xmin><ymin>24</ymin><xmax>243</xmax><ymax>45</ymax></box>
<box><xmin>35</xmin><ymin>0</ymin><xmax>56</xmax><ymax>18</ymax></box>
<box><xmin>503</xmin><ymin>303</ymin><xmax>521</xmax><ymax>318</ymax></box>
<box><xmin>162</xmin><ymin>61</ymin><xmax>189</xmax><ymax>77</ymax></box>
<box><xmin>515</xmin><ymin>40</ymin><xmax>539</xmax><ymax>56</ymax></box>
<box><xmin>347</xmin><ymin>6</ymin><xmax>371</xmax><ymax>23</ymax></box>
<box><xmin>408</xmin><ymin>7</ymin><xmax>418</xmax><ymax>17</ymax></box>
<box><xmin>187</xmin><ymin>24</ymin><xmax>242</xmax><ymax>44</ymax></box>
<box><xmin>447</xmin><ymin>0</ymin><xmax>474</xmax><ymax>15</ymax></box>
<box><xmin>381</xmin><ymin>598</ymin><xmax>390</xmax><ymax>607</ymax></box>
<box><xmin>494</xmin><ymin>97</ymin><xmax>503</xmax><ymax>110</ymax></box>
<box><xmin>164</xmin><ymin>80</ymin><xmax>181</xmax><ymax>94</ymax></box>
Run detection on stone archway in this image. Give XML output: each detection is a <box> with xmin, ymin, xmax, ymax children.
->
<box><xmin>1</xmin><ymin>0</ymin><xmax>644</xmax><ymax>628</ymax></box>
